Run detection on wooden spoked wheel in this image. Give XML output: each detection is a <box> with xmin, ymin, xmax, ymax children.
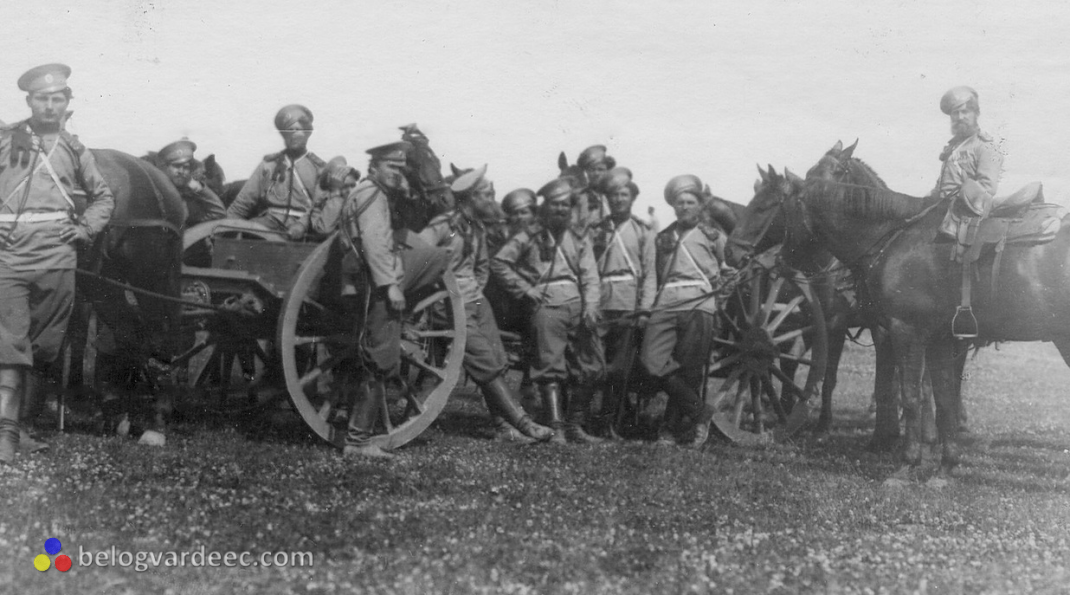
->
<box><xmin>707</xmin><ymin>264</ymin><xmax>828</xmax><ymax>445</ymax></box>
<box><xmin>180</xmin><ymin>220</ymin><xmax>287</xmax><ymax>410</ymax></box>
<box><xmin>279</xmin><ymin>236</ymin><xmax>467</xmax><ymax>449</ymax></box>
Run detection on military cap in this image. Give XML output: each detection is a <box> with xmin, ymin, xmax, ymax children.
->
<box><xmin>577</xmin><ymin>144</ymin><xmax>613</xmax><ymax>170</ymax></box>
<box><xmin>450</xmin><ymin>164</ymin><xmax>488</xmax><ymax>194</ymax></box>
<box><xmin>274</xmin><ymin>104</ymin><xmax>314</xmax><ymax>130</ymax></box>
<box><xmin>18</xmin><ymin>63</ymin><xmax>71</xmax><ymax>94</ymax></box>
<box><xmin>537</xmin><ymin>177</ymin><xmax>573</xmax><ymax>203</ymax></box>
<box><xmin>158</xmin><ymin>138</ymin><xmax>197</xmax><ymax>165</ymax></box>
<box><xmin>365</xmin><ymin>141</ymin><xmax>412</xmax><ymax>165</ymax></box>
<box><xmin>940</xmin><ymin>86</ymin><xmax>979</xmax><ymax>115</ymax></box>
<box><xmin>664</xmin><ymin>174</ymin><xmax>704</xmax><ymax>206</ymax></box>
<box><xmin>324</xmin><ymin>155</ymin><xmax>359</xmax><ymax>187</ymax></box>
<box><xmin>601</xmin><ymin>167</ymin><xmax>635</xmax><ymax>194</ymax></box>
<box><xmin>501</xmin><ymin>188</ymin><xmax>537</xmax><ymax>214</ymax></box>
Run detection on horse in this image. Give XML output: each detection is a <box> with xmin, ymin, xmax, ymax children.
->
<box><xmin>66</xmin><ymin>149</ymin><xmax>187</xmax><ymax>437</ymax></box>
<box><xmin>777</xmin><ymin>141</ymin><xmax>1070</xmax><ymax>475</ymax></box>
<box><xmin>727</xmin><ymin>164</ymin><xmax>855</xmax><ymax>434</ymax></box>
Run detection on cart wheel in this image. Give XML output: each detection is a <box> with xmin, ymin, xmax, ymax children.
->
<box><xmin>279</xmin><ymin>235</ymin><xmax>467</xmax><ymax>449</ymax></box>
<box><xmin>707</xmin><ymin>263</ymin><xmax>827</xmax><ymax>445</ymax></box>
<box><xmin>179</xmin><ymin>220</ymin><xmax>287</xmax><ymax>411</ymax></box>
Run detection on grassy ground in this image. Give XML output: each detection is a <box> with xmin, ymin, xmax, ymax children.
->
<box><xmin>2</xmin><ymin>340</ymin><xmax>1070</xmax><ymax>594</ymax></box>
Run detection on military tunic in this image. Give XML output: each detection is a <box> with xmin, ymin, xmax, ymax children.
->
<box><xmin>418</xmin><ymin>211</ymin><xmax>508</xmax><ymax>384</ymax></box>
<box><xmin>180</xmin><ymin>184</ymin><xmax>226</xmax><ymax>227</ymax></box>
<box><xmin>641</xmin><ymin>221</ymin><xmax>725</xmax><ymax>380</ymax></box>
<box><xmin>339</xmin><ymin>178</ymin><xmax>447</xmax><ymax>378</ymax></box>
<box><xmin>593</xmin><ymin>215</ymin><xmax>656</xmax><ymax>381</ymax></box>
<box><xmin>934</xmin><ymin>130</ymin><xmax>1002</xmax><ymax>214</ymax></box>
<box><xmin>226</xmin><ymin>151</ymin><xmax>325</xmax><ymax>234</ymax></box>
<box><xmin>0</xmin><ymin>120</ymin><xmax>114</xmax><ymax>367</ymax></box>
<box><xmin>491</xmin><ymin>225</ymin><xmax>604</xmax><ymax>384</ymax></box>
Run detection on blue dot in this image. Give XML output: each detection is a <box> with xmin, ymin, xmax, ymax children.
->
<box><xmin>44</xmin><ymin>537</ymin><xmax>62</xmax><ymax>555</ymax></box>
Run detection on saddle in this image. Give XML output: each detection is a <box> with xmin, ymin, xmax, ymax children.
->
<box><xmin>951</xmin><ymin>181</ymin><xmax>1067</xmax><ymax>338</ymax></box>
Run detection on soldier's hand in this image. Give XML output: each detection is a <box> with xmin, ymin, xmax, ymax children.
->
<box><xmin>187</xmin><ymin>179</ymin><xmax>204</xmax><ymax>193</ymax></box>
<box><xmin>525</xmin><ymin>288</ymin><xmax>544</xmax><ymax>307</ymax></box>
<box><xmin>59</xmin><ymin>225</ymin><xmax>91</xmax><ymax>245</ymax></box>
<box><xmin>635</xmin><ymin>313</ymin><xmax>650</xmax><ymax>329</ymax></box>
<box><xmin>387</xmin><ymin>284</ymin><xmax>406</xmax><ymax>314</ymax></box>
<box><xmin>583</xmin><ymin>308</ymin><xmax>601</xmax><ymax>329</ymax></box>
<box><xmin>286</xmin><ymin>222</ymin><xmax>306</xmax><ymax>241</ymax></box>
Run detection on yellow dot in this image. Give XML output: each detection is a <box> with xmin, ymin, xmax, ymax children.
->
<box><xmin>34</xmin><ymin>554</ymin><xmax>51</xmax><ymax>571</ymax></box>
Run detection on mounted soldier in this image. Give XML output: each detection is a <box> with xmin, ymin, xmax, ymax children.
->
<box><xmin>339</xmin><ymin>141</ymin><xmax>450</xmax><ymax>459</ymax></box>
<box><xmin>934</xmin><ymin>86</ymin><xmax>1003</xmax><ymax>243</ymax></box>
<box><xmin>640</xmin><ymin>174</ymin><xmax>729</xmax><ymax>448</ymax></box>
<box><xmin>156</xmin><ymin>138</ymin><xmax>226</xmax><ymax>228</ymax></box>
<box><xmin>226</xmin><ymin>104</ymin><xmax>326</xmax><ymax>239</ymax></box>
<box><xmin>491</xmin><ymin>177</ymin><xmax>606</xmax><ymax>444</ymax></box>
<box><xmin>0</xmin><ymin>64</ymin><xmax>115</xmax><ymax>463</ymax></box>
<box><xmin>590</xmin><ymin>167</ymin><xmax>656</xmax><ymax>438</ymax></box>
<box><xmin>418</xmin><ymin>166</ymin><xmax>553</xmax><ymax>443</ymax></box>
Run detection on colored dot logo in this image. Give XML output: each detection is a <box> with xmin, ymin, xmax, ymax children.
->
<box><xmin>34</xmin><ymin>537</ymin><xmax>72</xmax><ymax>572</ymax></box>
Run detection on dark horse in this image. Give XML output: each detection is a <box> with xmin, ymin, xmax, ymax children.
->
<box><xmin>777</xmin><ymin>142</ymin><xmax>1070</xmax><ymax>475</ymax></box>
<box><xmin>67</xmin><ymin>150</ymin><xmax>186</xmax><ymax>430</ymax></box>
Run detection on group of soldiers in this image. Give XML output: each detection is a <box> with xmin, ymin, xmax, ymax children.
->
<box><xmin>0</xmin><ymin>60</ymin><xmax>1004</xmax><ymax>464</ymax></box>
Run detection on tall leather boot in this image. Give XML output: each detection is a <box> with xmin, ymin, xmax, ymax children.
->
<box><xmin>484</xmin><ymin>395</ymin><xmax>534</xmax><ymax>444</ymax></box>
<box><xmin>0</xmin><ymin>371</ymin><xmax>21</xmax><ymax>464</ymax></box>
<box><xmin>481</xmin><ymin>375</ymin><xmax>554</xmax><ymax>442</ymax></box>
<box><xmin>19</xmin><ymin>371</ymin><xmax>48</xmax><ymax>453</ymax></box>
<box><xmin>597</xmin><ymin>380</ymin><xmax>624</xmax><ymax>440</ymax></box>
<box><xmin>344</xmin><ymin>379</ymin><xmax>394</xmax><ymax>459</ymax></box>
<box><xmin>565</xmin><ymin>385</ymin><xmax>605</xmax><ymax>445</ymax></box>
<box><xmin>662</xmin><ymin>375</ymin><xmax>711</xmax><ymax>449</ymax></box>
<box><xmin>539</xmin><ymin>382</ymin><xmax>567</xmax><ymax>444</ymax></box>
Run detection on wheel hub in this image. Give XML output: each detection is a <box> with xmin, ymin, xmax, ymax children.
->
<box><xmin>738</xmin><ymin>326</ymin><xmax>778</xmax><ymax>374</ymax></box>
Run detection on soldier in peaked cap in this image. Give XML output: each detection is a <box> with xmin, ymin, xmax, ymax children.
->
<box><xmin>418</xmin><ymin>165</ymin><xmax>553</xmax><ymax>444</ymax></box>
<box><xmin>491</xmin><ymin>176</ymin><xmax>605</xmax><ymax>444</ymax></box>
<box><xmin>639</xmin><ymin>174</ymin><xmax>730</xmax><ymax>449</ymax></box>
<box><xmin>0</xmin><ymin>63</ymin><xmax>115</xmax><ymax>463</ymax></box>
<box><xmin>932</xmin><ymin>86</ymin><xmax>1003</xmax><ymax>241</ymax></box>
<box><xmin>157</xmin><ymin>138</ymin><xmax>226</xmax><ymax>227</ymax></box>
<box><xmin>337</xmin><ymin>139</ymin><xmax>450</xmax><ymax>460</ymax></box>
<box><xmin>226</xmin><ymin>104</ymin><xmax>326</xmax><ymax>239</ymax></box>
<box><xmin>573</xmin><ymin>144</ymin><xmax>617</xmax><ymax>232</ymax></box>
<box><xmin>589</xmin><ymin>169</ymin><xmax>656</xmax><ymax>439</ymax></box>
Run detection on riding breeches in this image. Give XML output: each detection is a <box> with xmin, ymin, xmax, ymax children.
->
<box><xmin>0</xmin><ymin>265</ymin><xmax>75</xmax><ymax>368</ymax></box>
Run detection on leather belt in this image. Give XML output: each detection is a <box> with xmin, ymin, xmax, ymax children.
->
<box><xmin>0</xmin><ymin>211</ymin><xmax>70</xmax><ymax>223</ymax></box>
<box><xmin>267</xmin><ymin>207</ymin><xmax>308</xmax><ymax>217</ymax></box>
<box><xmin>601</xmin><ymin>274</ymin><xmax>635</xmax><ymax>282</ymax></box>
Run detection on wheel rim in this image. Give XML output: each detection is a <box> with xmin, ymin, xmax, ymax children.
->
<box><xmin>278</xmin><ymin>235</ymin><xmax>466</xmax><ymax>449</ymax></box>
<box><xmin>708</xmin><ymin>262</ymin><xmax>828</xmax><ymax>445</ymax></box>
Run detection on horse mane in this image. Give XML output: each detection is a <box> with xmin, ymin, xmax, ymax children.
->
<box><xmin>845</xmin><ymin>157</ymin><xmax>887</xmax><ymax>189</ymax></box>
<box><xmin>803</xmin><ymin>180</ymin><xmax>939</xmax><ymax>221</ymax></box>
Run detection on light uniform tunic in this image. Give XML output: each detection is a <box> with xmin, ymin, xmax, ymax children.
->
<box><xmin>0</xmin><ymin>121</ymin><xmax>114</xmax><ymax>367</ymax></box>
<box><xmin>227</xmin><ymin>151</ymin><xmax>325</xmax><ymax>234</ymax></box>
<box><xmin>594</xmin><ymin>215</ymin><xmax>657</xmax><ymax>380</ymax></box>
<box><xmin>491</xmin><ymin>225</ymin><xmax>604</xmax><ymax>384</ymax></box>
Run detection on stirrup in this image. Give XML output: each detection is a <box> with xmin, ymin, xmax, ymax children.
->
<box><xmin>951</xmin><ymin>306</ymin><xmax>978</xmax><ymax>339</ymax></box>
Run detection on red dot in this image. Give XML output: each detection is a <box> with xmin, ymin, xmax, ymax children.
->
<box><xmin>55</xmin><ymin>555</ymin><xmax>72</xmax><ymax>572</ymax></box>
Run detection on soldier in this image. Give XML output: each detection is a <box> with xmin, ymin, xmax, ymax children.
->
<box><xmin>339</xmin><ymin>141</ymin><xmax>450</xmax><ymax>459</ymax></box>
<box><xmin>501</xmin><ymin>188</ymin><xmax>537</xmax><ymax>238</ymax></box>
<box><xmin>640</xmin><ymin>174</ymin><xmax>728</xmax><ymax>448</ymax></box>
<box><xmin>156</xmin><ymin>138</ymin><xmax>226</xmax><ymax>227</ymax></box>
<box><xmin>573</xmin><ymin>144</ymin><xmax>616</xmax><ymax>231</ymax></box>
<box><xmin>491</xmin><ymin>177</ymin><xmax>605</xmax><ymax>444</ymax></box>
<box><xmin>418</xmin><ymin>166</ymin><xmax>553</xmax><ymax>443</ymax></box>
<box><xmin>590</xmin><ymin>168</ymin><xmax>656</xmax><ymax>438</ymax></box>
<box><xmin>0</xmin><ymin>64</ymin><xmax>115</xmax><ymax>463</ymax></box>
<box><xmin>226</xmin><ymin>104</ymin><xmax>326</xmax><ymax>239</ymax></box>
<box><xmin>308</xmin><ymin>155</ymin><xmax>360</xmax><ymax>238</ymax></box>
<box><xmin>934</xmin><ymin>86</ymin><xmax>1003</xmax><ymax>240</ymax></box>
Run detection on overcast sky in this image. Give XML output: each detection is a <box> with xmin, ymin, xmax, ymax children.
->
<box><xmin>2</xmin><ymin>0</ymin><xmax>1068</xmax><ymax>223</ymax></box>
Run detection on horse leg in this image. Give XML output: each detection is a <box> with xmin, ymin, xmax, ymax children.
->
<box><xmin>952</xmin><ymin>340</ymin><xmax>970</xmax><ymax>434</ymax></box>
<box><xmin>888</xmin><ymin>321</ymin><xmax>926</xmax><ymax>466</ymax></box>
<box><xmin>814</xmin><ymin>326</ymin><xmax>847</xmax><ymax>434</ymax></box>
<box><xmin>926</xmin><ymin>336</ymin><xmax>961</xmax><ymax>470</ymax></box>
<box><xmin>869</xmin><ymin>326</ymin><xmax>900</xmax><ymax>451</ymax></box>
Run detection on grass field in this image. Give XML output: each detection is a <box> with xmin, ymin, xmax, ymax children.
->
<box><xmin>2</xmin><ymin>339</ymin><xmax>1070</xmax><ymax>594</ymax></box>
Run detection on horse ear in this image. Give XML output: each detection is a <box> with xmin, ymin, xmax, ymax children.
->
<box><xmin>831</xmin><ymin>140</ymin><xmax>843</xmax><ymax>153</ymax></box>
<box><xmin>450</xmin><ymin>163</ymin><xmax>462</xmax><ymax>177</ymax></box>
<box><xmin>757</xmin><ymin>164</ymin><xmax>769</xmax><ymax>183</ymax></box>
<box><xmin>842</xmin><ymin>139</ymin><xmax>859</xmax><ymax>160</ymax></box>
<box><xmin>557</xmin><ymin>152</ymin><xmax>569</xmax><ymax>172</ymax></box>
<box><xmin>767</xmin><ymin>164</ymin><xmax>778</xmax><ymax>179</ymax></box>
<box><xmin>784</xmin><ymin>167</ymin><xmax>804</xmax><ymax>186</ymax></box>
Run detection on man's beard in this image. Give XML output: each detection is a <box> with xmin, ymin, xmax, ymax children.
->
<box><xmin>951</xmin><ymin>121</ymin><xmax>977</xmax><ymax>138</ymax></box>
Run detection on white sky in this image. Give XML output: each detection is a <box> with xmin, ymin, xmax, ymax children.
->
<box><xmin>2</xmin><ymin>0</ymin><xmax>1069</xmax><ymax>224</ymax></box>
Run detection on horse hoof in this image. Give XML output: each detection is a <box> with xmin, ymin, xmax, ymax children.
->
<box><xmin>942</xmin><ymin>442</ymin><xmax>962</xmax><ymax>467</ymax></box>
<box><xmin>925</xmin><ymin>475</ymin><xmax>950</xmax><ymax>489</ymax></box>
<box><xmin>138</xmin><ymin>430</ymin><xmax>166</xmax><ymax>447</ymax></box>
<box><xmin>882</xmin><ymin>466</ymin><xmax>913</xmax><ymax>488</ymax></box>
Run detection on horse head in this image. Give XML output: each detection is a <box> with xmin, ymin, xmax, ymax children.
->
<box><xmin>398</xmin><ymin>123</ymin><xmax>448</xmax><ymax>229</ymax></box>
<box><xmin>728</xmin><ymin>164</ymin><xmax>802</xmax><ymax>267</ymax></box>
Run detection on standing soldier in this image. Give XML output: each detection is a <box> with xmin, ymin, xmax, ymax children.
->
<box><xmin>340</xmin><ymin>141</ymin><xmax>449</xmax><ymax>459</ymax></box>
<box><xmin>591</xmin><ymin>168</ymin><xmax>656</xmax><ymax>438</ymax></box>
<box><xmin>491</xmin><ymin>177</ymin><xmax>605</xmax><ymax>444</ymax></box>
<box><xmin>640</xmin><ymin>175</ymin><xmax>728</xmax><ymax>448</ymax></box>
<box><xmin>156</xmin><ymin>138</ymin><xmax>226</xmax><ymax>227</ymax></box>
<box><xmin>418</xmin><ymin>166</ymin><xmax>553</xmax><ymax>443</ymax></box>
<box><xmin>226</xmin><ymin>104</ymin><xmax>326</xmax><ymax>239</ymax></box>
<box><xmin>501</xmin><ymin>188</ymin><xmax>538</xmax><ymax>239</ymax></box>
<box><xmin>0</xmin><ymin>64</ymin><xmax>114</xmax><ymax>462</ymax></box>
<box><xmin>573</xmin><ymin>144</ymin><xmax>616</xmax><ymax>231</ymax></box>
